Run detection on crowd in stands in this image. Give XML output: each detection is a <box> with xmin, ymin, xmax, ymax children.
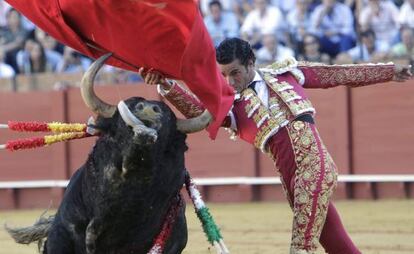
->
<box><xmin>203</xmin><ymin>0</ymin><xmax>414</xmax><ymax>68</ymax></box>
<box><xmin>0</xmin><ymin>0</ymin><xmax>414</xmax><ymax>83</ymax></box>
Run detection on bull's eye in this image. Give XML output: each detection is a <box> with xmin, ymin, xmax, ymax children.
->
<box><xmin>136</xmin><ymin>102</ymin><xmax>144</xmax><ymax>111</ymax></box>
<box><xmin>152</xmin><ymin>105</ymin><xmax>160</xmax><ymax>113</ymax></box>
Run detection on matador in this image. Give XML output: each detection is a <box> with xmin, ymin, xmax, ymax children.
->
<box><xmin>140</xmin><ymin>38</ymin><xmax>412</xmax><ymax>254</ymax></box>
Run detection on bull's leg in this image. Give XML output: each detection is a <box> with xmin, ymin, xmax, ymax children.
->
<box><xmin>44</xmin><ymin>224</ymin><xmax>75</xmax><ymax>254</ymax></box>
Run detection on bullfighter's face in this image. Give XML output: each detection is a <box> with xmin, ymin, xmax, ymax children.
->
<box><xmin>219</xmin><ymin>58</ymin><xmax>255</xmax><ymax>93</ymax></box>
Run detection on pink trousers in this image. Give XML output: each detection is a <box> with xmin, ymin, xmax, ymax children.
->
<box><xmin>267</xmin><ymin>121</ymin><xmax>361</xmax><ymax>254</ymax></box>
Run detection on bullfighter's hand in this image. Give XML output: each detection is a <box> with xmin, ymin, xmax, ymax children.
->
<box><xmin>393</xmin><ymin>64</ymin><xmax>413</xmax><ymax>82</ymax></box>
<box><xmin>138</xmin><ymin>67</ymin><xmax>172</xmax><ymax>91</ymax></box>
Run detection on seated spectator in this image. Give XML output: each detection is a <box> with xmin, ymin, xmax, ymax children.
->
<box><xmin>204</xmin><ymin>0</ymin><xmax>239</xmax><ymax>46</ymax></box>
<box><xmin>199</xmin><ymin>0</ymin><xmax>235</xmax><ymax>16</ymax></box>
<box><xmin>297</xmin><ymin>33</ymin><xmax>331</xmax><ymax>64</ymax></box>
<box><xmin>17</xmin><ymin>40</ymin><xmax>53</xmax><ymax>74</ymax></box>
<box><xmin>0</xmin><ymin>48</ymin><xmax>15</xmax><ymax>78</ymax></box>
<box><xmin>0</xmin><ymin>8</ymin><xmax>29</xmax><ymax>73</ymax></box>
<box><xmin>390</xmin><ymin>26</ymin><xmax>414</xmax><ymax>60</ymax></box>
<box><xmin>287</xmin><ymin>0</ymin><xmax>313</xmax><ymax>52</ymax></box>
<box><xmin>0</xmin><ymin>0</ymin><xmax>12</xmax><ymax>29</ymax></box>
<box><xmin>270</xmin><ymin>0</ymin><xmax>296</xmax><ymax>15</ymax></box>
<box><xmin>17</xmin><ymin>38</ymin><xmax>62</xmax><ymax>73</ymax></box>
<box><xmin>359</xmin><ymin>0</ymin><xmax>400</xmax><ymax>48</ymax></box>
<box><xmin>309</xmin><ymin>0</ymin><xmax>355</xmax><ymax>57</ymax></box>
<box><xmin>35</xmin><ymin>27</ymin><xmax>64</xmax><ymax>55</ymax></box>
<box><xmin>399</xmin><ymin>0</ymin><xmax>414</xmax><ymax>29</ymax></box>
<box><xmin>233</xmin><ymin>0</ymin><xmax>254</xmax><ymax>26</ymax></box>
<box><xmin>56</xmin><ymin>46</ymin><xmax>91</xmax><ymax>73</ymax></box>
<box><xmin>240</xmin><ymin>0</ymin><xmax>285</xmax><ymax>49</ymax></box>
<box><xmin>344</xmin><ymin>29</ymin><xmax>389</xmax><ymax>63</ymax></box>
<box><xmin>256</xmin><ymin>33</ymin><xmax>295</xmax><ymax>65</ymax></box>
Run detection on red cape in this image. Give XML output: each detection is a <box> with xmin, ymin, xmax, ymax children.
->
<box><xmin>6</xmin><ymin>0</ymin><xmax>234</xmax><ymax>139</ymax></box>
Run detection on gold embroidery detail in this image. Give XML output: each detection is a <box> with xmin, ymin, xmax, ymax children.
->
<box><xmin>166</xmin><ymin>84</ymin><xmax>204</xmax><ymax>118</ymax></box>
<box><xmin>287</xmin><ymin>122</ymin><xmax>338</xmax><ymax>252</ymax></box>
<box><xmin>298</xmin><ymin>61</ymin><xmax>395</xmax><ymax>88</ymax></box>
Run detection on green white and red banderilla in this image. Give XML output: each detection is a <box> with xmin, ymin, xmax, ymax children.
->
<box><xmin>184</xmin><ymin>171</ymin><xmax>229</xmax><ymax>254</ymax></box>
<box><xmin>148</xmin><ymin>195</ymin><xmax>183</xmax><ymax>254</ymax></box>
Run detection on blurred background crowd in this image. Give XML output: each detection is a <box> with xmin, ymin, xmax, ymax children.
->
<box><xmin>0</xmin><ymin>0</ymin><xmax>413</xmax><ymax>83</ymax></box>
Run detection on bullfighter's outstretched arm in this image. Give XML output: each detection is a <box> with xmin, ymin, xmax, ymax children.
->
<box><xmin>158</xmin><ymin>80</ymin><xmax>232</xmax><ymax>127</ymax></box>
<box><xmin>298</xmin><ymin>62</ymin><xmax>410</xmax><ymax>89</ymax></box>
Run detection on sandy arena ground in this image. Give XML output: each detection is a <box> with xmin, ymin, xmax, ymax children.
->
<box><xmin>1</xmin><ymin>200</ymin><xmax>413</xmax><ymax>254</ymax></box>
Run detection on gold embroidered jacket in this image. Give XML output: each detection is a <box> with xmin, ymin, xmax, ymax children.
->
<box><xmin>160</xmin><ymin>59</ymin><xmax>395</xmax><ymax>151</ymax></box>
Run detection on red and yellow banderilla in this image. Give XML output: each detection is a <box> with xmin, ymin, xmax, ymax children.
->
<box><xmin>0</xmin><ymin>120</ymin><xmax>97</xmax><ymax>151</ymax></box>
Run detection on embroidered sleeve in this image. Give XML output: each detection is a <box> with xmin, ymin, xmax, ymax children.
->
<box><xmin>298</xmin><ymin>62</ymin><xmax>395</xmax><ymax>89</ymax></box>
<box><xmin>158</xmin><ymin>81</ymin><xmax>232</xmax><ymax>127</ymax></box>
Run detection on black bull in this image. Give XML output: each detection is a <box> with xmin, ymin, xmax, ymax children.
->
<box><xmin>7</xmin><ymin>54</ymin><xmax>213</xmax><ymax>254</ymax></box>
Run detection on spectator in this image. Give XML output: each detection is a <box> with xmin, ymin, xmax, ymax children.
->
<box><xmin>0</xmin><ymin>8</ymin><xmax>29</xmax><ymax>73</ymax></box>
<box><xmin>256</xmin><ymin>33</ymin><xmax>295</xmax><ymax>65</ymax></box>
<box><xmin>270</xmin><ymin>0</ymin><xmax>297</xmax><ymax>15</ymax></box>
<box><xmin>342</xmin><ymin>29</ymin><xmax>389</xmax><ymax>63</ymax></box>
<box><xmin>233</xmin><ymin>0</ymin><xmax>254</xmax><ymax>26</ymax></box>
<box><xmin>398</xmin><ymin>0</ymin><xmax>414</xmax><ymax>29</ymax></box>
<box><xmin>287</xmin><ymin>0</ymin><xmax>313</xmax><ymax>52</ymax></box>
<box><xmin>240</xmin><ymin>0</ymin><xmax>285</xmax><ymax>49</ymax></box>
<box><xmin>34</xmin><ymin>27</ymin><xmax>64</xmax><ymax>55</ymax></box>
<box><xmin>17</xmin><ymin>38</ymin><xmax>62</xmax><ymax>73</ymax></box>
<box><xmin>390</xmin><ymin>26</ymin><xmax>414</xmax><ymax>60</ymax></box>
<box><xmin>297</xmin><ymin>33</ymin><xmax>331</xmax><ymax>63</ymax></box>
<box><xmin>56</xmin><ymin>46</ymin><xmax>91</xmax><ymax>73</ymax></box>
<box><xmin>204</xmin><ymin>0</ymin><xmax>239</xmax><ymax>46</ymax></box>
<box><xmin>18</xmin><ymin>40</ymin><xmax>53</xmax><ymax>74</ymax></box>
<box><xmin>199</xmin><ymin>0</ymin><xmax>235</xmax><ymax>16</ymax></box>
<box><xmin>359</xmin><ymin>0</ymin><xmax>400</xmax><ymax>48</ymax></box>
<box><xmin>0</xmin><ymin>0</ymin><xmax>11</xmax><ymax>28</ymax></box>
<box><xmin>309</xmin><ymin>0</ymin><xmax>355</xmax><ymax>57</ymax></box>
<box><xmin>0</xmin><ymin>48</ymin><xmax>15</xmax><ymax>78</ymax></box>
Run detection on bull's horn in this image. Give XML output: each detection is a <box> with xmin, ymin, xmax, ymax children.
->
<box><xmin>176</xmin><ymin>110</ymin><xmax>213</xmax><ymax>133</ymax></box>
<box><xmin>80</xmin><ymin>53</ymin><xmax>116</xmax><ymax>118</ymax></box>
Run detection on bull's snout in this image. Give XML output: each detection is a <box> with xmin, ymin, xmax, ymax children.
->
<box><xmin>136</xmin><ymin>102</ymin><xmax>161</xmax><ymax>116</ymax></box>
<box><xmin>135</xmin><ymin>102</ymin><xmax>162</xmax><ymax>126</ymax></box>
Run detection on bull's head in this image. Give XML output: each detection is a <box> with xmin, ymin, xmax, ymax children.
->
<box><xmin>80</xmin><ymin>53</ymin><xmax>212</xmax><ymax>141</ymax></box>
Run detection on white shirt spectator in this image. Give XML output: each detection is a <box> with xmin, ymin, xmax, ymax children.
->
<box><xmin>0</xmin><ymin>1</ymin><xmax>11</xmax><ymax>27</ymax></box>
<box><xmin>199</xmin><ymin>0</ymin><xmax>234</xmax><ymax>16</ymax></box>
<box><xmin>204</xmin><ymin>8</ymin><xmax>239</xmax><ymax>46</ymax></box>
<box><xmin>270</xmin><ymin>0</ymin><xmax>296</xmax><ymax>15</ymax></box>
<box><xmin>399</xmin><ymin>0</ymin><xmax>414</xmax><ymax>29</ymax></box>
<box><xmin>309</xmin><ymin>2</ymin><xmax>355</xmax><ymax>43</ymax></box>
<box><xmin>0</xmin><ymin>62</ymin><xmax>15</xmax><ymax>78</ymax></box>
<box><xmin>287</xmin><ymin>0</ymin><xmax>312</xmax><ymax>42</ymax></box>
<box><xmin>240</xmin><ymin>6</ymin><xmax>285</xmax><ymax>38</ymax></box>
<box><xmin>256</xmin><ymin>44</ymin><xmax>295</xmax><ymax>65</ymax></box>
<box><xmin>347</xmin><ymin>41</ymin><xmax>389</xmax><ymax>62</ymax></box>
<box><xmin>359</xmin><ymin>0</ymin><xmax>399</xmax><ymax>47</ymax></box>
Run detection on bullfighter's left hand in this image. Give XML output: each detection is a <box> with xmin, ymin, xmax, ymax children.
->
<box><xmin>393</xmin><ymin>64</ymin><xmax>413</xmax><ymax>82</ymax></box>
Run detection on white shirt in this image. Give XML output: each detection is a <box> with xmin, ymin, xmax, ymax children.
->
<box><xmin>240</xmin><ymin>6</ymin><xmax>285</xmax><ymax>37</ymax></box>
<box><xmin>256</xmin><ymin>45</ymin><xmax>295</xmax><ymax>65</ymax></box>
<box><xmin>399</xmin><ymin>2</ymin><xmax>414</xmax><ymax>28</ymax></box>
<box><xmin>229</xmin><ymin>71</ymin><xmax>269</xmax><ymax>130</ymax></box>
<box><xmin>0</xmin><ymin>62</ymin><xmax>15</xmax><ymax>78</ymax></box>
<box><xmin>359</xmin><ymin>1</ymin><xmax>399</xmax><ymax>46</ymax></box>
<box><xmin>249</xmin><ymin>71</ymin><xmax>269</xmax><ymax>108</ymax></box>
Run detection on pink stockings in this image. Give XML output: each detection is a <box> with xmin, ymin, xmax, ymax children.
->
<box><xmin>267</xmin><ymin>121</ymin><xmax>361</xmax><ymax>254</ymax></box>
